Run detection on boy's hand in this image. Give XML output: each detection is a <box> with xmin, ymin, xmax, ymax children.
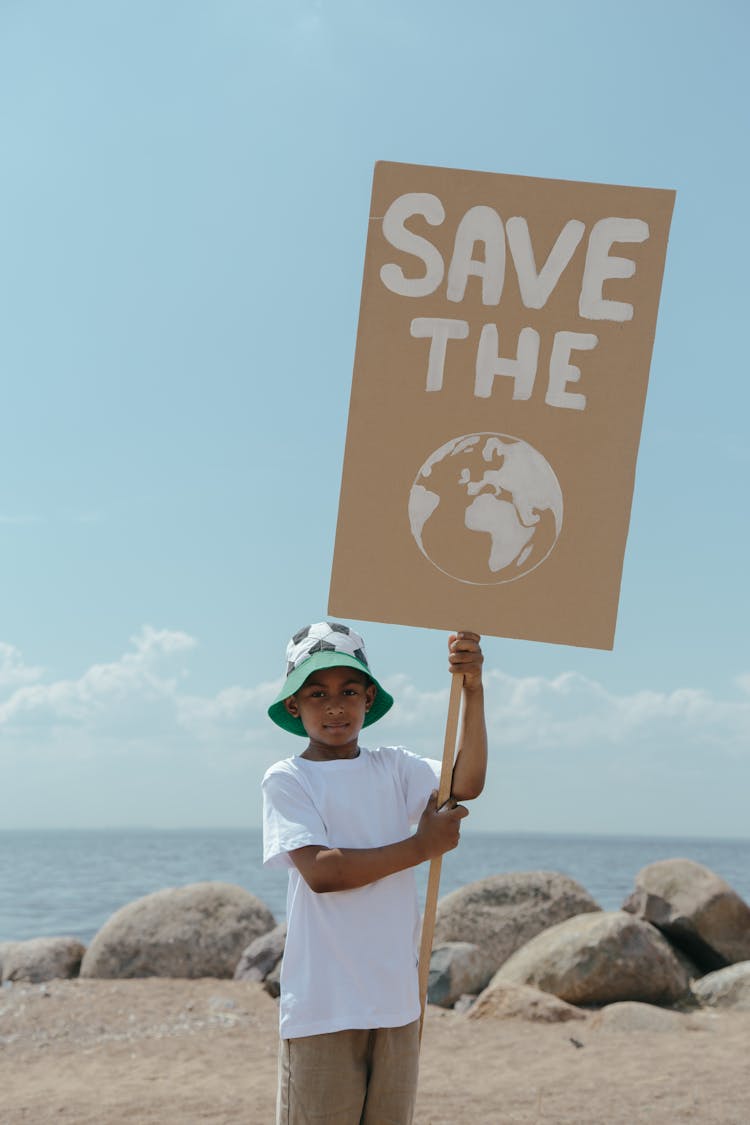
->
<box><xmin>448</xmin><ymin>631</ymin><xmax>483</xmax><ymax>692</ymax></box>
<box><xmin>414</xmin><ymin>790</ymin><xmax>468</xmax><ymax>861</ymax></box>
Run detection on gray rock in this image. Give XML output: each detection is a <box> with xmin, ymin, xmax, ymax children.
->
<box><xmin>427</xmin><ymin>942</ymin><xmax>495</xmax><ymax>1008</ymax></box>
<box><xmin>0</xmin><ymin>942</ymin><xmax>18</xmax><ymax>979</ymax></box>
<box><xmin>264</xmin><ymin>959</ymin><xmax>281</xmax><ymax>999</ymax></box>
<box><xmin>468</xmin><ymin>980</ymin><xmax>587</xmax><ymax>1023</ymax></box>
<box><xmin>670</xmin><ymin>943</ymin><xmax>701</xmax><ymax>983</ymax></box>
<box><xmin>1</xmin><ymin>937</ymin><xmax>86</xmax><ymax>983</ymax></box>
<box><xmin>80</xmin><ymin>881</ymin><xmax>275</xmax><ymax>979</ymax></box>
<box><xmin>234</xmin><ymin>922</ymin><xmax>286</xmax><ymax>982</ymax></box>
<box><xmin>493</xmin><ymin>910</ymin><xmax>691</xmax><ymax>1006</ymax></box>
<box><xmin>690</xmin><ymin>961</ymin><xmax>750</xmax><ymax>1011</ymax></box>
<box><xmin>434</xmin><ymin>871</ymin><xmax>601</xmax><ymax>974</ymax></box>
<box><xmin>589</xmin><ymin>1001</ymin><xmax>689</xmax><ymax>1032</ymax></box>
<box><xmin>622</xmin><ymin>858</ymin><xmax>750</xmax><ymax>971</ymax></box>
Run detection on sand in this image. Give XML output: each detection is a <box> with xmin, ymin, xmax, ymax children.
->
<box><xmin>1</xmin><ymin>977</ymin><xmax>749</xmax><ymax>1124</ymax></box>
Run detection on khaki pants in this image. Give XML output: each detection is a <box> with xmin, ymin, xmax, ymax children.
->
<box><xmin>276</xmin><ymin>1020</ymin><xmax>420</xmax><ymax>1125</ymax></box>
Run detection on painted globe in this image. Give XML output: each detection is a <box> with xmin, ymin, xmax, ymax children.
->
<box><xmin>408</xmin><ymin>433</ymin><xmax>563</xmax><ymax>585</ymax></box>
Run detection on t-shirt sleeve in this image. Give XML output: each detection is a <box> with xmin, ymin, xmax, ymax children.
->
<box><xmin>262</xmin><ymin>766</ymin><xmax>329</xmax><ymax>870</ymax></box>
<box><xmin>394</xmin><ymin>748</ymin><xmax>442</xmax><ymax>825</ymax></box>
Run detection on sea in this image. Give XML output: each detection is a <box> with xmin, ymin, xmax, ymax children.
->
<box><xmin>1</xmin><ymin>828</ymin><xmax>749</xmax><ymax>945</ymax></box>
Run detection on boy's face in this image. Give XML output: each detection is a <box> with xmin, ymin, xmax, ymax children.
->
<box><xmin>283</xmin><ymin>665</ymin><xmax>377</xmax><ymax>759</ymax></box>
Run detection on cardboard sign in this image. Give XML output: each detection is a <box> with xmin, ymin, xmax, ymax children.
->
<box><xmin>329</xmin><ymin>161</ymin><xmax>675</xmax><ymax>649</ymax></box>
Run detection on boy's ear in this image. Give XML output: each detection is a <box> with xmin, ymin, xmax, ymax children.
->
<box><xmin>364</xmin><ymin>683</ymin><xmax>377</xmax><ymax>712</ymax></box>
<box><xmin>284</xmin><ymin>696</ymin><xmax>300</xmax><ymax>718</ymax></box>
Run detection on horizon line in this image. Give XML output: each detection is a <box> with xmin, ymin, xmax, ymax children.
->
<box><xmin>1</xmin><ymin>826</ymin><xmax>748</xmax><ymax>845</ymax></box>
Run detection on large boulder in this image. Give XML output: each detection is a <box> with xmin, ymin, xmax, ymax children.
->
<box><xmin>468</xmin><ymin>979</ymin><xmax>586</xmax><ymax>1023</ymax></box>
<box><xmin>1</xmin><ymin>937</ymin><xmax>86</xmax><ymax>983</ymax></box>
<box><xmin>434</xmin><ymin>871</ymin><xmax>600</xmax><ymax>973</ymax></box>
<box><xmin>690</xmin><ymin>961</ymin><xmax>750</xmax><ymax>1011</ymax></box>
<box><xmin>80</xmin><ymin>882</ymin><xmax>275</xmax><ymax>979</ymax></box>
<box><xmin>426</xmin><ymin>942</ymin><xmax>495</xmax><ymax>1008</ymax></box>
<box><xmin>492</xmin><ymin>910</ymin><xmax>691</xmax><ymax>1006</ymax></box>
<box><xmin>234</xmin><ymin>922</ymin><xmax>286</xmax><ymax>982</ymax></box>
<box><xmin>622</xmin><ymin>858</ymin><xmax>750</xmax><ymax>971</ymax></box>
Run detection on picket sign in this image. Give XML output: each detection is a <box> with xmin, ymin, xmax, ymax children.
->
<box><xmin>417</xmin><ymin>668</ymin><xmax>463</xmax><ymax>1040</ymax></box>
<box><xmin>329</xmin><ymin>161</ymin><xmax>675</xmax><ymax>651</ymax></box>
<box><xmin>329</xmin><ymin>159</ymin><xmax>675</xmax><ymax>1046</ymax></box>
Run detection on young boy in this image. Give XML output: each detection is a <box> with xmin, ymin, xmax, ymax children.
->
<box><xmin>262</xmin><ymin>621</ymin><xmax>487</xmax><ymax>1125</ymax></box>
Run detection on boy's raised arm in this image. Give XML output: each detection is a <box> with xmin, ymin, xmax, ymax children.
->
<box><xmin>448</xmin><ymin>632</ymin><xmax>488</xmax><ymax>802</ymax></box>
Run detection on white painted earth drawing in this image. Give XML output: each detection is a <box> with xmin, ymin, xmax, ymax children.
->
<box><xmin>408</xmin><ymin>433</ymin><xmax>563</xmax><ymax>585</ymax></box>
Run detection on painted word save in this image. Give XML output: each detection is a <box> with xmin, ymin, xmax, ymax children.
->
<box><xmin>379</xmin><ymin>193</ymin><xmax>649</xmax><ymax>410</ymax></box>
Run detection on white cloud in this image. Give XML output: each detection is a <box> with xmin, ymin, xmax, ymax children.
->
<box><xmin>0</xmin><ymin>627</ymin><xmax>288</xmax><ymax>774</ymax></box>
<box><xmin>176</xmin><ymin>681</ymin><xmax>281</xmax><ymax>736</ymax></box>
<box><xmin>2</xmin><ymin>630</ymin><xmax>749</xmax><ymax>833</ymax></box>
<box><xmin>0</xmin><ymin>627</ymin><xmax>197</xmax><ymax>733</ymax></box>
<box><xmin>1</xmin><ymin>631</ymin><xmax>748</xmax><ymax>768</ymax></box>
<box><xmin>0</xmin><ymin>642</ymin><xmax>44</xmax><ymax>688</ymax></box>
<box><xmin>481</xmin><ymin>669</ymin><xmax>750</xmax><ymax>753</ymax></box>
<box><xmin>375</xmin><ymin>667</ymin><xmax>750</xmax><ymax>760</ymax></box>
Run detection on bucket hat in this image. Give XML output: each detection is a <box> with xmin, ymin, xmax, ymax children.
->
<box><xmin>268</xmin><ymin>621</ymin><xmax>394</xmax><ymax>736</ymax></box>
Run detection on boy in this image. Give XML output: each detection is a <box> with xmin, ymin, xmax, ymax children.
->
<box><xmin>262</xmin><ymin>621</ymin><xmax>487</xmax><ymax>1125</ymax></box>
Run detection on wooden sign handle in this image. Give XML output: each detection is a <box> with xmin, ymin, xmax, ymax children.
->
<box><xmin>418</xmin><ymin>666</ymin><xmax>463</xmax><ymax>1041</ymax></box>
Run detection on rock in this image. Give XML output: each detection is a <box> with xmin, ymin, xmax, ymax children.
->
<box><xmin>264</xmin><ymin>959</ymin><xmax>281</xmax><ymax>999</ymax></box>
<box><xmin>468</xmin><ymin>980</ymin><xmax>586</xmax><ymax>1023</ymax></box>
<box><xmin>690</xmin><ymin>961</ymin><xmax>750</xmax><ymax>1011</ymax></box>
<box><xmin>589</xmin><ymin>1001</ymin><xmax>689</xmax><ymax>1032</ymax></box>
<box><xmin>670</xmin><ymin>943</ymin><xmax>702</xmax><ymax>983</ymax></box>
<box><xmin>0</xmin><ymin>942</ymin><xmax>18</xmax><ymax>979</ymax></box>
<box><xmin>452</xmin><ymin>994</ymin><xmax>477</xmax><ymax>1014</ymax></box>
<box><xmin>80</xmin><ymin>882</ymin><xmax>275</xmax><ymax>979</ymax></box>
<box><xmin>234</xmin><ymin>922</ymin><xmax>286</xmax><ymax>982</ymax></box>
<box><xmin>427</xmin><ymin>942</ymin><xmax>495</xmax><ymax>1008</ymax></box>
<box><xmin>1</xmin><ymin>937</ymin><xmax>86</xmax><ymax>983</ymax></box>
<box><xmin>434</xmin><ymin>871</ymin><xmax>601</xmax><ymax>974</ymax></box>
<box><xmin>622</xmin><ymin>858</ymin><xmax>750</xmax><ymax>971</ymax></box>
<box><xmin>493</xmin><ymin>910</ymin><xmax>691</xmax><ymax>1006</ymax></box>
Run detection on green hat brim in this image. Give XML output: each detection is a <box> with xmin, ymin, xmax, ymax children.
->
<box><xmin>267</xmin><ymin>651</ymin><xmax>394</xmax><ymax>737</ymax></box>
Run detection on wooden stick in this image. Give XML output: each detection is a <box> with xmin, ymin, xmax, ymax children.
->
<box><xmin>418</xmin><ymin>668</ymin><xmax>463</xmax><ymax>1041</ymax></box>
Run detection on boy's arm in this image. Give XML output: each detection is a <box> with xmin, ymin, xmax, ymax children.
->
<box><xmin>448</xmin><ymin>632</ymin><xmax>488</xmax><ymax>802</ymax></box>
<box><xmin>289</xmin><ymin>792</ymin><xmax>467</xmax><ymax>893</ymax></box>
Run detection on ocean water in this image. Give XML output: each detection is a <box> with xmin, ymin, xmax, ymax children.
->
<box><xmin>1</xmin><ymin>828</ymin><xmax>749</xmax><ymax>945</ymax></box>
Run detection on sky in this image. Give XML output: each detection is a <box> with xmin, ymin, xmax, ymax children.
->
<box><xmin>1</xmin><ymin>0</ymin><xmax>748</xmax><ymax>837</ymax></box>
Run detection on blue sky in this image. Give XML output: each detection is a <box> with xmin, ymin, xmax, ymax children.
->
<box><xmin>1</xmin><ymin>0</ymin><xmax>748</xmax><ymax>836</ymax></box>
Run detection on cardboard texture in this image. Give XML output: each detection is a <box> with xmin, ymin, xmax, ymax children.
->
<box><xmin>329</xmin><ymin>161</ymin><xmax>675</xmax><ymax>648</ymax></box>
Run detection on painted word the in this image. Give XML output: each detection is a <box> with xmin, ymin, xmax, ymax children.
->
<box><xmin>409</xmin><ymin>319</ymin><xmax>597</xmax><ymax>409</ymax></box>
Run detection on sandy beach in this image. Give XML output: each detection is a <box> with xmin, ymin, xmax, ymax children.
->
<box><xmin>1</xmin><ymin>977</ymin><xmax>749</xmax><ymax>1124</ymax></box>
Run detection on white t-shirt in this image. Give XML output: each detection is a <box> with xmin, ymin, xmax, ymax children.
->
<box><xmin>262</xmin><ymin>745</ymin><xmax>441</xmax><ymax>1039</ymax></box>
